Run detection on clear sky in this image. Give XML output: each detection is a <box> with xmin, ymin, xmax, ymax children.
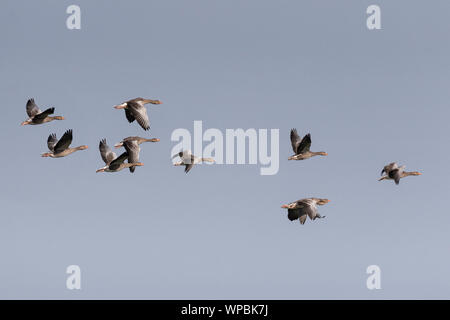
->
<box><xmin>1</xmin><ymin>0</ymin><xmax>449</xmax><ymax>299</ymax></box>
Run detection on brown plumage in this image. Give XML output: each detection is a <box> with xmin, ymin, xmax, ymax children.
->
<box><xmin>288</xmin><ymin>129</ymin><xmax>327</xmax><ymax>160</ymax></box>
<box><xmin>21</xmin><ymin>98</ymin><xmax>64</xmax><ymax>125</ymax></box>
<box><xmin>281</xmin><ymin>198</ymin><xmax>329</xmax><ymax>225</ymax></box>
<box><xmin>41</xmin><ymin>129</ymin><xmax>88</xmax><ymax>158</ymax></box>
<box><xmin>114</xmin><ymin>97</ymin><xmax>162</xmax><ymax>131</ymax></box>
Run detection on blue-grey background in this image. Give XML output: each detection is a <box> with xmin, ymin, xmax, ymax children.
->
<box><xmin>1</xmin><ymin>0</ymin><xmax>449</xmax><ymax>299</ymax></box>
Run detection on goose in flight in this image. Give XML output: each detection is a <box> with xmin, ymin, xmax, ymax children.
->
<box><xmin>379</xmin><ymin>162</ymin><xmax>422</xmax><ymax>185</ymax></box>
<box><xmin>288</xmin><ymin>129</ymin><xmax>327</xmax><ymax>160</ymax></box>
<box><xmin>21</xmin><ymin>98</ymin><xmax>64</xmax><ymax>125</ymax></box>
<box><xmin>114</xmin><ymin>97</ymin><xmax>162</xmax><ymax>131</ymax></box>
<box><xmin>172</xmin><ymin>150</ymin><xmax>214</xmax><ymax>173</ymax></box>
<box><xmin>281</xmin><ymin>198</ymin><xmax>329</xmax><ymax>225</ymax></box>
<box><xmin>114</xmin><ymin>136</ymin><xmax>160</xmax><ymax>149</ymax></box>
<box><xmin>96</xmin><ymin>139</ymin><xmax>143</xmax><ymax>173</ymax></box>
<box><xmin>41</xmin><ymin>129</ymin><xmax>88</xmax><ymax>158</ymax></box>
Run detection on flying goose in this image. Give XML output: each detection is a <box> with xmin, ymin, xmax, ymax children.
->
<box><xmin>172</xmin><ymin>150</ymin><xmax>214</xmax><ymax>173</ymax></box>
<box><xmin>114</xmin><ymin>136</ymin><xmax>160</xmax><ymax>149</ymax></box>
<box><xmin>281</xmin><ymin>198</ymin><xmax>329</xmax><ymax>225</ymax></box>
<box><xmin>379</xmin><ymin>162</ymin><xmax>421</xmax><ymax>185</ymax></box>
<box><xmin>288</xmin><ymin>129</ymin><xmax>327</xmax><ymax>160</ymax></box>
<box><xmin>41</xmin><ymin>129</ymin><xmax>88</xmax><ymax>158</ymax></box>
<box><xmin>114</xmin><ymin>97</ymin><xmax>162</xmax><ymax>131</ymax></box>
<box><xmin>21</xmin><ymin>98</ymin><xmax>64</xmax><ymax>125</ymax></box>
<box><xmin>96</xmin><ymin>139</ymin><xmax>143</xmax><ymax>173</ymax></box>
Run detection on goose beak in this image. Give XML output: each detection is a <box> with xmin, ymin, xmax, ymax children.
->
<box><xmin>114</xmin><ymin>143</ymin><xmax>123</xmax><ymax>149</ymax></box>
<box><xmin>281</xmin><ymin>204</ymin><xmax>289</xmax><ymax>208</ymax></box>
<box><xmin>20</xmin><ymin>121</ymin><xmax>28</xmax><ymax>126</ymax></box>
<box><xmin>114</xmin><ymin>103</ymin><xmax>127</xmax><ymax>109</ymax></box>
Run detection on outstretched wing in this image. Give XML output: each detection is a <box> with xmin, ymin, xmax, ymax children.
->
<box><xmin>99</xmin><ymin>139</ymin><xmax>116</xmax><ymax>165</ymax></box>
<box><xmin>47</xmin><ymin>133</ymin><xmax>58</xmax><ymax>152</ymax></box>
<box><xmin>290</xmin><ymin>129</ymin><xmax>302</xmax><ymax>154</ymax></box>
<box><xmin>287</xmin><ymin>208</ymin><xmax>300</xmax><ymax>221</ymax></box>
<box><xmin>381</xmin><ymin>162</ymin><xmax>398</xmax><ymax>176</ymax></box>
<box><xmin>388</xmin><ymin>168</ymin><xmax>401</xmax><ymax>185</ymax></box>
<box><xmin>125</xmin><ymin>109</ymin><xmax>135</xmax><ymax>123</ymax></box>
<box><xmin>108</xmin><ymin>152</ymin><xmax>129</xmax><ymax>171</ymax></box>
<box><xmin>26</xmin><ymin>98</ymin><xmax>41</xmax><ymax>117</ymax></box>
<box><xmin>53</xmin><ymin>129</ymin><xmax>73</xmax><ymax>154</ymax></box>
<box><xmin>128</xmin><ymin>101</ymin><xmax>150</xmax><ymax>130</ymax></box>
<box><xmin>32</xmin><ymin>107</ymin><xmax>55</xmax><ymax>122</ymax></box>
<box><xmin>297</xmin><ymin>133</ymin><xmax>312</xmax><ymax>154</ymax></box>
<box><xmin>184</xmin><ymin>155</ymin><xmax>196</xmax><ymax>173</ymax></box>
<box><xmin>123</xmin><ymin>140</ymin><xmax>140</xmax><ymax>173</ymax></box>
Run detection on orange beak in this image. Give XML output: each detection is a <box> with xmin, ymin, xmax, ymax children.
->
<box><xmin>281</xmin><ymin>204</ymin><xmax>289</xmax><ymax>208</ymax></box>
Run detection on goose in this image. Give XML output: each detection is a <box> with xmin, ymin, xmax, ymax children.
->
<box><xmin>172</xmin><ymin>150</ymin><xmax>214</xmax><ymax>173</ymax></box>
<box><xmin>41</xmin><ymin>129</ymin><xmax>88</xmax><ymax>158</ymax></box>
<box><xmin>21</xmin><ymin>98</ymin><xmax>64</xmax><ymax>125</ymax></box>
<box><xmin>288</xmin><ymin>129</ymin><xmax>327</xmax><ymax>160</ymax></box>
<box><xmin>281</xmin><ymin>198</ymin><xmax>329</xmax><ymax>225</ymax></box>
<box><xmin>114</xmin><ymin>97</ymin><xmax>162</xmax><ymax>131</ymax></box>
<box><xmin>114</xmin><ymin>136</ymin><xmax>160</xmax><ymax>149</ymax></box>
<box><xmin>96</xmin><ymin>139</ymin><xmax>143</xmax><ymax>173</ymax></box>
<box><xmin>379</xmin><ymin>162</ymin><xmax>421</xmax><ymax>185</ymax></box>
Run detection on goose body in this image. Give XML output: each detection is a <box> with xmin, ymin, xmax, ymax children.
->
<box><xmin>21</xmin><ymin>98</ymin><xmax>64</xmax><ymax>125</ymax></box>
<box><xmin>172</xmin><ymin>150</ymin><xmax>214</xmax><ymax>173</ymax></box>
<box><xmin>41</xmin><ymin>130</ymin><xmax>88</xmax><ymax>158</ymax></box>
<box><xmin>114</xmin><ymin>97</ymin><xmax>162</xmax><ymax>131</ymax></box>
<box><xmin>281</xmin><ymin>198</ymin><xmax>329</xmax><ymax>225</ymax></box>
<box><xmin>288</xmin><ymin>129</ymin><xmax>327</xmax><ymax>160</ymax></box>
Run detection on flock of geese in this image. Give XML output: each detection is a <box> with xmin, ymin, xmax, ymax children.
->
<box><xmin>21</xmin><ymin>97</ymin><xmax>422</xmax><ymax>226</ymax></box>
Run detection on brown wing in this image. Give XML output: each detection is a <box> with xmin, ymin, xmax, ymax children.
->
<box><xmin>53</xmin><ymin>129</ymin><xmax>73</xmax><ymax>153</ymax></box>
<box><xmin>296</xmin><ymin>133</ymin><xmax>311</xmax><ymax>154</ymax></box>
<box><xmin>127</xmin><ymin>101</ymin><xmax>150</xmax><ymax>130</ymax></box>
<box><xmin>290</xmin><ymin>129</ymin><xmax>302</xmax><ymax>154</ymax></box>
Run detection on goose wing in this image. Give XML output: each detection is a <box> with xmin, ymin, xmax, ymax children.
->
<box><xmin>388</xmin><ymin>168</ymin><xmax>402</xmax><ymax>185</ymax></box>
<box><xmin>47</xmin><ymin>133</ymin><xmax>58</xmax><ymax>152</ymax></box>
<box><xmin>125</xmin><ymin>109</ymin><xmax>135</xmax><ymax>123</ymax></box>
<box><xmin>381</xmin><ymin>162</ymin><xmax>398</xmax><ymax>175</ymax></box>
<box><xmin>53</xmin><ymin>129</ymin><xmax>73</xmax><ymax>153</ymax></box>
<box><xmin>296</xmin><ymin>199</ymin><xmax>319</xmax><ymax>221</ymax></box>
<box><xmin>26</xmin><ymin>98</ymin><xmax>41</xmax><ymax>117</ymax></box>
<box><xmin>108</xmin><ymin>151</ymin><xmax>129</xmax><ymax>171</ymax></box>
<box><xmin>290</xmin><ymin>129</ymin><xmax>302</xmax><ymax>154</ymax></box>
<box><xmin>184</xmin><ymin>155</ymin><xmax>196</xmax><ymax>173</ymax></box>
<box><xmin>123</xmin><ymin>140</ymin><xmax>140</xmax><ymax>173</ymax></box>
<box><xmin>32</xmin><ymin>107</ymin><xmax>55</xmax><ymax>122</ymax></box>
<box><xmin>99</xmin><ymin>139</ymin><xmax>116</xmax><ymax>165</ymax></box>
<box><xmin>128</xmin><ymin>101</ymin><xmax>150</xmax><ymax>130</ymax></box>
<box><xmin>297</xmin><ymin>133</ymin><xmax>312</xmax><ymax>154</ymax></box>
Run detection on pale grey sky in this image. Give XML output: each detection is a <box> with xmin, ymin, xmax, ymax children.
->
<box><xmin>1</xmin><ymin>0</ymin><xmax>449</xmax><ymax>299</ymax></box>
